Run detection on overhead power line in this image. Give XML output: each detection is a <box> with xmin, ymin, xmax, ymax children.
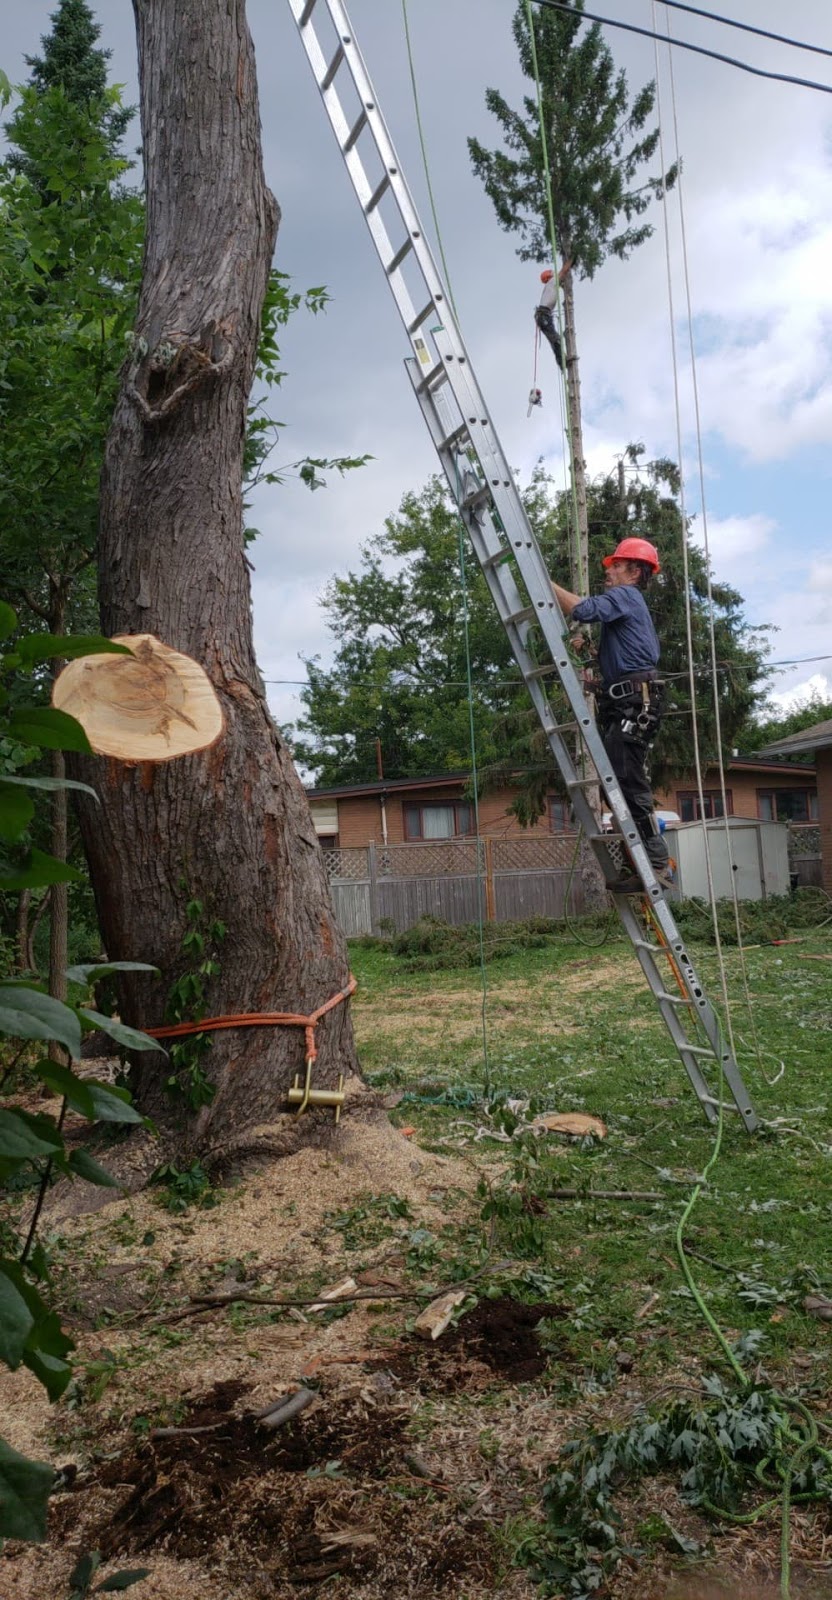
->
<box><xmin>530</xmin><ymin>0</ymin><xmax>832</xmax><ymax>95</ymax></box>
<box><xmin>656</xmin><ymin>0</ymin><xmax>832</xmax><ymax>62</ymax></box>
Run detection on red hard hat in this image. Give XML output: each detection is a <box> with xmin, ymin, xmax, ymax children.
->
<box><xmin>602</xmin><ymin>537</ymin><xmax>660</xmax><ymax>574</ymax></box>
<box><xmin>540</xmin><ymin>268</ymin><xmax>554</xmax><ymax>283</ymax></box>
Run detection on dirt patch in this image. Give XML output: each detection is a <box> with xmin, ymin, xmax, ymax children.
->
<box><xmin>53</xmin><ymin>1379</ymin><xmax>498</xmax><ymax>1596</ymax></box>
<box><xmin>375</xmin><ymin>1297</ymin><xmax>569</xmax><ymax>1392</ymax></box>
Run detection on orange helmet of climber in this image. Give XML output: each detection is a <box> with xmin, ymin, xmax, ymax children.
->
<box><xmin>540</xmin><ymin>268</ymin><xmax>554</xmax><ymax>283</ymax></box>
<box><xmin>602</xmin><ymin>537</ymin><xmax>660</xmax><ymax>574</ymax></box>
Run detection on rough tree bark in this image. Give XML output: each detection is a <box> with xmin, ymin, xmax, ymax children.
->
<box><xmin>74</xmin><ymin>0</ymin><xmax>360</xmax><ymax>1151</ymax></box>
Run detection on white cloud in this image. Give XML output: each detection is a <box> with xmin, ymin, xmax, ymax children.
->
<box><xmin>767</xmin><ymin>673</ymin><xmax>831</xmax><ymax>714</ymax></box>
<box><xmin>692</xmin><ymin>512</ymin><xmax>776</xmax><ymax>566</ymax></box>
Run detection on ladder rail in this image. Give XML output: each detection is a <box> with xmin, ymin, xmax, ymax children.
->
<box><xmin>286</xmin><ymin>0</ymin><xmax>758</xmax><ymax>1134</ymax></box>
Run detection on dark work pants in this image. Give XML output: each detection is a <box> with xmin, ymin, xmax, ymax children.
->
<box><xmin>534</xmin><ymin>305</ymin><xmax>563</xmax><ymax>370</ymax></box>
<box><xmin>600</xmin><ymin>711</ymin><xmax>669</xmax><ymax>870</ymax></box>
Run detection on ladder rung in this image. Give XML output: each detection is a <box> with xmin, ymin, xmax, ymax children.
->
<box><xmin>566</xmin><ymin>775</ymin><xmax>599</xmax><ymax>790</ymax></box>
<box><xmin>415</xmin><ymin>361</ymin><xmax>447</xmax><ymax>394</ymax></box>
<box><xmin>408</xmin><ymin>298</ymin><xmax>436</xmax><ymax>334</ymax></box>
<box><xmin>480</xmin><ymin>546</ymin><xmax>509</xmax><ymax>569</ymax></box>
<box><xmin>657</xmin><ymin>992</ymin><xmax>693</xmax><ymax>1007</ymax></box>
<box><xmin>299</xmin><ymin>0</ymin><xmax>317</xmax><ymax>23</ymax></box>
<box><xmin>526</xmin><ymin>664</ymin><xmax>557</xmax><ymax>680</ymax></box>
<box><xmin>439</xmin><ymin>422</ymin><xmax>469</xmax><ymax>454</ymax></box>
<box><xmin>366</xmin><ymin>172</ymin><xmax>391</xmax><ymax>213</ymax></box>
<box><xmin>386</xmin><ymin>236</ymin><xmax>414</xmax><ymax>275</ymax></box>
<box><xmin>632</xmin><ymin>938</ymin><xmax>661</xmax><ymax>953</ymax></box>
<box><xmin>698</xmin><ymin>1096</ymin><xmax>746</xmax><ymax>1113</ymax></box>
<box><xmin>679</xmin><ymin>1044</ymin><xmax>716</xmax><ymax>1057</ymax></box>
<box><xmin>505</xmin><ymin>606</ymin><xmax>535</xmax><ymax>626</ymax></box>
<box><xmin>321</xmin><ymin>42</ymin><xmax>345</xmax><ymax>91</ymax></box>
<box><xmin>544</xmin><ymin>720</ymin><xmax>578</xmax><ymax>737</ymax></box>
<box><xmin>343</xmin><ymin>108</ymin><xmax>368</xmax><ymax>153</ymax></box>
<box><xmin>462</xmin><ymin>486</ymin><xmax>490</xmax><ymax>512</ymax></box>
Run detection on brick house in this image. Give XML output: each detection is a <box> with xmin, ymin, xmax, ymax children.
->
<box><xmin>306</xmin><ymin>754</ymin><xmax>818</xmax><ymax>849</ymax></box>
<box><xmin>759</xmin><ymin>718</ymin><xmax>832</xmax><ymax>892</ymax></box>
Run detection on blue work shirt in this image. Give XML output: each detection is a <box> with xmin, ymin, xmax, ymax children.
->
<box><xmin>571</xmin><ymin>585</ymin><xmax>660</xmax><ymax>685</ymax></box>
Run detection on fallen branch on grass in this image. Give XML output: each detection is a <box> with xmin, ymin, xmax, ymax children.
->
<box><xmin>549</xmin><ymin>1187</ymin><xmax>662</xmax><ymax>1202</ymax></box>
<box><xmin>257</xmin><ymin>1386</ymin><xmax>317</xmax><ymax>1428</ymax></box>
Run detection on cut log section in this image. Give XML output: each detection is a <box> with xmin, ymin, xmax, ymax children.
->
<box><xmin>412</xmin><ymin>1288</ymin><xmax>467</xmax><ymax>1341</ymax></box>
<box><xmin>533</xmin><ymin>1112</ymin><xmax>608</xmax><ymax>1140</ymax></box>
<box><xmin>52</xmin><ymin>634</ymin><xmax>224</xmax><ymax>762</ymax></box>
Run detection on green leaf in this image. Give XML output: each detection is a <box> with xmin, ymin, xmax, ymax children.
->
<box><xmin>16</xmin><ymin>636</ymin><xmax>133</xmax><ymax>667</ymax></box>
<box><xmin>0</xmin><ymin>1265</ymin><xmax>35</xmax><ymax>1368</ymax></box>
<box><xmin>0</xmin><ymin>1107</ymin><xmax>64</xmax><ymax>1163</ymax></box>
<box><xmin>32</xmin><ymin>1061</ymin><xmax>95</xmax><ymax>1118</ymax></box>
<box><xmin>0</xmin><ymin>773</ymin><xmax>99</xmax><ymax>799</ymax></box>
<box><xmin>78</xmin><ymin>1078</ymin><xmax>144</xmax><ymax>1126</ymax></box>
<box><xmin>79</xmin><ymin>1010</ymin><xmax>164</xmax><ymax>1056</ymax></box>
<box><xmin>23</xmin><ymin>1346</ymin><xmax>73</xmax><ymax>1401</ymax></box>
<box><xmin>70</xmin><ymin>1555</ymin><xmax>100</xmax><ymax>1593</ymax></box>
<box><xmin>66</xmin><ymin>962</ymin><xmax>159</xmax><ymax>985</ymax></box>
<box><xmin>94</xmin><ymin>1572</ymin><xmax>152</xmax><ymax>1594</ymax></box>
<box><xmin>0</xmin><ymin>1435</ymin><xmax>54</xmax><ymax>1542</ymax></box>
<box><xmin>70</xmin><ymin>1551</ymin><xmax>101</xmax><ymax>1592</ymax></box>
<box><xmin>67</xmin><ymin>1149</ymin><xmax>123</xmax><ymax>1189</ymax></box>
<box><xmin>0</xmin><ymin>781</ymin><xmax>35</xmax><ymax>841</ymax></box>
<box><xmin>0</xmin><ymin>849</ymin><xmax>85</xmax><ymax>890</ymax></box>
<box><xmin>0</xmin><ymin>985</ymin><xmax>82</xmax><ymax>1057</ymax></box>
<box><xmin>8</xmin><ymin>707</ymin><xmax>92</xmax><ymax>754</ymax></box>
<box><xmin>0</xmin><ymin>601</ymin><xmax>17</xmax><ymax>641</ymax></box>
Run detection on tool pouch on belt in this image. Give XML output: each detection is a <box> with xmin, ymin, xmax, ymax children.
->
<box><xmin>599</xmin><ymin>678</ymin><xmax>665</xmax><ymax>747</ymax></box>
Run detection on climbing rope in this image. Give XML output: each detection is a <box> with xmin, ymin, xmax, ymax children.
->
<box><xmin>147</xmin><ymin>975</ymin><xmax>357</xmax><ymax>1063</ymax></box>
<box><xmin>400</xmin><ymin>3</ymin><xmax>491</xmax><ymax>1090</ymax></box>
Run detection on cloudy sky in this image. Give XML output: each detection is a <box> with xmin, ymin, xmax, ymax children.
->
<box><xmin>6</xmin><ymin>1</ymin><xmax>832</xmax><ymax>736</ymax></box>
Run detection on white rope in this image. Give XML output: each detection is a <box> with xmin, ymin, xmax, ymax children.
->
<box><xmin>656</xmin><ymin>3</ymin><xmax>780</xmax><ymax>1088</ymax></box>
<box><xmin>650</xmin><ymin>1</ymin><xmax>738</xmax><ymax>1062</ymax></box>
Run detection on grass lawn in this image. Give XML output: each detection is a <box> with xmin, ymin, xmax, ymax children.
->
<box><xmin>2</xmin><ymin>918</ymin><xmax>830</xmax><ymax>1600</ymax></box>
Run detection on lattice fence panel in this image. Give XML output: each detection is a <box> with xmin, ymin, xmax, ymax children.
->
<box><xmin>788</xmin><ymin>823</ymin><xmax>821</xmax><ymax>858</ymax></box>
<box><xmin>492</xmin><ymin>835</ymin><xmax>577</xmax><ymax>873</ymax></box>
<box><xmin>378</xmin><ymin>840</ymin><xmax>483</xmax><ymax>878</ymax></box>
<box><xmin>324</xmin><ymin>847</ymin><xmax>369</xmax><ymax>882</ymax></box>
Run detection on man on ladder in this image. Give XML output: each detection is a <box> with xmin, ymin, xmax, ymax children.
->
<box><xmin>551</xmin><ymin>538</ymin><xmax>673</xmax><ymax>892</ymax></box>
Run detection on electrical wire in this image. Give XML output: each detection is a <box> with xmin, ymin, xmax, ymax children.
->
<box><xmin>656</xmin><ymin>0</ymin><xmax>832</xmax><ymax>61</ymax></box>
<box><xmin>531</xmin><ymin>0</ymin><xmax>832</xmax><ymax>96</ymax></box>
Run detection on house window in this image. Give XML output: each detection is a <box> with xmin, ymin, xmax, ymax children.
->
<box><xmin>677</xmin><ymin>790</ymin><xmax>733</xmax><ymax>822</ymax></box>
<box><xmin>404</xmin><ymin>801</ymin><xmax>472</xmax><ymax>840</ymax></box>
<box><xmin>548</xmin><ymin>796</ymin><xmax>574</xmax><ymax>832</ymax></box>
<box><xmin>757</xmin><ymin>789</ymin><xmax>818</xmax><ymax>823</ymax></box>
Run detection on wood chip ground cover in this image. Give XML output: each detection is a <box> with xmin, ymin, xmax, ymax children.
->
<box><xmin>1</xmin><ymin>933</ymin><xmax>831</xmax><ymax>1598</ymax></box>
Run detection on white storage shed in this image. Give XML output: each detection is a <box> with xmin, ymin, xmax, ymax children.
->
<box><xmin>662</xmin><ymin>817</ymin><xmax>791</xmax><ymax>902</ymax></box>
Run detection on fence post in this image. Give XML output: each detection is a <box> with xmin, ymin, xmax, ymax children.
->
<box><xmin>367</xmin><ymin>840</ymin><xmax>380</xmax><ymax>936</ymax></box>
<box><xmin>483</xmin><ymin>836</ymin><xmax>496</xmax><ymax>921</ymax></box>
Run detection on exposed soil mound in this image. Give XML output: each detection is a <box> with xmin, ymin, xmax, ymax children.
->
<box><xmin>376</xmin><ymin>1297</ymin><xmax>569</xmax><ymax>1392</ymax></box>
<box><xmin>54</xmin><ymin>1378</ymin><xmax>498</xmax><ymax>1596</ymax></box>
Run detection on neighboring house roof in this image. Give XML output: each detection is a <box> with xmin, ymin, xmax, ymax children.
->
<box><xmin>760</xmin><ymin>719</ymin><xmax>832</xmax><ymax>757</ymax></box>
<box><xmin>306</xmin><ymin>754</ymin><xmax>815</xmax><ymax>801</ymax></box>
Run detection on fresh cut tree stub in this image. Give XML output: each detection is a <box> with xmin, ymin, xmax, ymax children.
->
<box><xmin>52</xmin><ymin>634</ymin><xmax>224</xmax><ymax>762</ymax></box>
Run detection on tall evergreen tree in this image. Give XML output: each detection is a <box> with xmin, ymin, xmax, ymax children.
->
<box><xmin>468</xmin><ymin>0</ymin><xmax>676</xmax><ymax>588</ymax></box>
<box><xmin>7</xmin><ymin>0</ymin><xmax>132</xmax><ymax>180</ymax></box>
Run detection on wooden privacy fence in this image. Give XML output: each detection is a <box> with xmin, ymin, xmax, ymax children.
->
<box><xmin>323</xmin><ymin>836</ymin><xmax>587</xmax><ymax>936</ymax></box>
<box><xmin>787</xmin><ymin>822</ymin><xmax>823</xmax><ymax>888</ymax></box>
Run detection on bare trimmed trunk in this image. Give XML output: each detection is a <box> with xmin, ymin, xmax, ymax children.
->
<box><xmin>49</xmin><ymin>590</ymin><xmax>68</xmax><ymax>1059</ymax></box>
<box><xmin>561</xmin><ymin>269</ymin><xmax>606</xmax><ymax>910</ymax></box>
<box><xmin>73</xmin><ymin>0</ymin><xmax>359</xmax><ymax>1148</ymax></box>
<box><xmin>561</xmin><ymin>269</ymin><xmax>589</xmax><ymax>592</ymax></box>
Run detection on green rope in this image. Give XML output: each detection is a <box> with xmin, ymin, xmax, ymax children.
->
<box><xmin>401</xmin><ymin>0</ymin><xmax>458</xmax><ymax>319</ymax></box>
<box><xmin>453</xmin><ymin>498</ymin><xmax>491</xmax><ymax>1093</ymax></box>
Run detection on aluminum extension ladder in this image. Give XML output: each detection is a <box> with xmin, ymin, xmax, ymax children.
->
<box><xmin>286</xmin><ymin>0</ymin><xmax>758</xmax><ymax>1133</ymax></box>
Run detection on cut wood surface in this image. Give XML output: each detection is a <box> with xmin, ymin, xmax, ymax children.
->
<box><xmin>413</xmin><ymin>1288</ymin><xmax>467</xmax><ymax>1341</ymax></box>
<box><xmin>533</xmin><ymin>1112</ymin><xmax>608</xmax><ymax>1140</ymax></box>
<box><xmin>53</xmin><ymin>634</ymin><xmax>224</xmax><ymax>761</ymax></box>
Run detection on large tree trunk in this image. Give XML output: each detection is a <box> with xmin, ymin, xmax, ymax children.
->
<box><xmin>74</xmin><ymin>0</ymin><xmax>360</xmax><ymax>1150</ymax></box>
<box><xmin>48</xmin><ymin>587</ymin><xmax>68</xmax><ymax>1061</ymax></box>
